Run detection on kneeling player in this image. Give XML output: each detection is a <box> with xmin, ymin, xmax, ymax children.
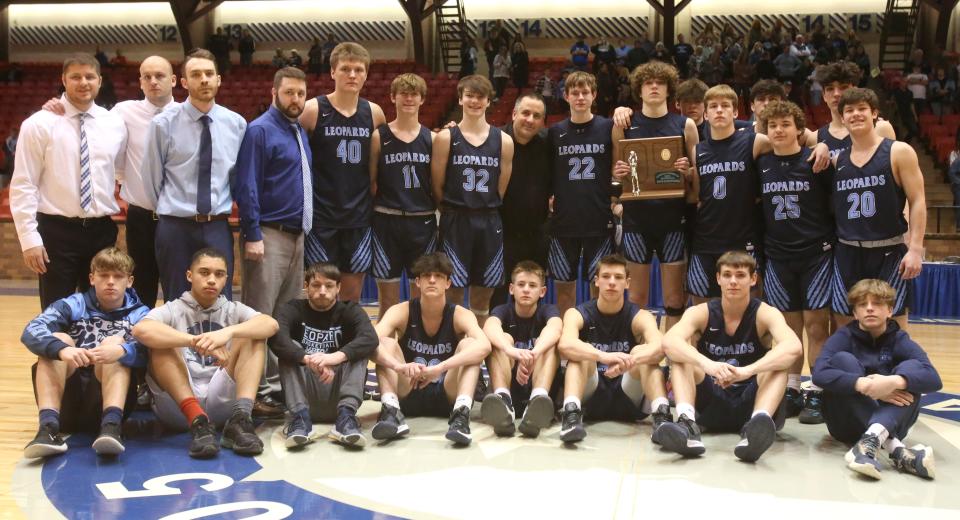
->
<box><xmin>481</xmin><ymin>261</ymin><xmax>562</xmax><ymax>437</ymax></box>
<box><xmin>661</xmin><ymin>251</ymin><xmax>801</xmax><ymax>461</ymax></box>
<box><xmin>270</xmin><ymin>263</ymin><xmax>378</xmax><ymax>449</ymax></box>
<box><xmin>373</xmin><ymin>253</ymin><xmax>491</xmax><ymax>445</ymax></box>
<box><xmin>134</xmin><ymin>248</ymin><xmax>279</xmax><ymax>458</ymax></box>
<box><xmin>22</xmin><ymin>248</ymin><xmax>149</xmax><ymax>458</ymax></box>
<box><xmin>557</xmin><ymin>254</ymin><xmax>672</xmax><ymax>444</ymax></box>
<box><xmin>813</xmin><ymin>279</ymin><xmax>941</xmax><ymax>480</ymax></box>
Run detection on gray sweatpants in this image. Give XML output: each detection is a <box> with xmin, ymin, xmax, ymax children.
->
<box><xmin>279</xmin><ymin>357</ymin><xmax>366</xmax><ymax>422</ymax></box>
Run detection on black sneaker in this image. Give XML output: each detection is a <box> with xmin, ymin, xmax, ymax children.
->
<box><xmin>658</xmin><ymin>414</ymin><xmax>706</xmax><ymax>457</ymax></box>
<box><xmin>136</xmin><ymin>383</ymin><xmax>152</xmax><ymax>411</ymax></box>
<box><xmin>446</xmin><ymin>405</ymin><xmax>472</xmax><ymax>445</ymax></box>
<box><xmin>330</xmin><ymin>406</ymin><xmax>366</xmax><ymax>448</ymax></box>
<box><xmin>734</xmin><ymin>413</ymin><xmax>776</xmax><ymax>462</ymax></box>
<box><xmin>93</xmin><ymin>422</ymin><xmax>125</xmax><ymax>456</ymax></box>
<box><xmin>650</xmin><ymin>403</ymin><xmax>673</xmax><ymax>445</ymax></box>
<box><xmin>559</xmin><ymin>402</ymin><xmax>586</xmax><ymax>443</ymax></box>
<box><xmin>845</xmin><ymin>433</ymin><xmax>882</xmax><ymax>479</ymax></box>
<box><xmin>891</xmin><ymin>445</ymin><xmax>936</xmax><ymax>480</ymax></box>
<box><xmin>798</xmin><ymin>390</ymin><xmax>824</xmax><ymax>424</ymax></box>
<box><xmin>282</xmin><ymin>412</ymin><xmax>316</xmax><ymax>449</ymax></box>
<box><xmin>221</xmin><ymin>413</ymin><xmax>263</xmax><ymax>455</ymax></box>
<box><xmin>372</xmin><ymin>404</ymin><xmax>410</xmax><ymax>441</ymax></box>
<box><xmin>784</xmin><ymin>388</ymin><xmax>803</xmax><ymax>418</ymax></box>
<box><xmin>24</xmin><ymin>423</ymin><xmax>67</xmax><ymax>459</ymax></box>
<box><xmin>518</xmin><ymin>394</ymin><xmax>554</xmax><ymax>438</ymax></box>
<box><xmin>188</xmin><ymin>415</ymin><xmax>220</xmax><ymax>459</ymax></box>
<box><xmin>481</xmin><ymin>392</ymin><xmax>516</xmax><ymax>437</ymax></box>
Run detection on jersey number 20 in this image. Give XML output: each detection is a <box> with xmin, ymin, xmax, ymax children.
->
<box><xmin>846</xmin><ymin>191</ymin><xmax>877</xmax><ymax>219</ymax></box>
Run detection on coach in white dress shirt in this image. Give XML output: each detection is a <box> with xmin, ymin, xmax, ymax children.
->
<box><xmin>10</xmin><ymin>54</ymin><xmax>127</xmax><ymax>309</ymax></box>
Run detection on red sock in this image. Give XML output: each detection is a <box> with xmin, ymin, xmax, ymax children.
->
<box><xmin>178</xmin><ymin>397</ymin><xmax>206</xmax><ymax>425</ymax></box>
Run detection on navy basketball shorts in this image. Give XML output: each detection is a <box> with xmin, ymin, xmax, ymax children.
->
<box><xmin>399</xmin><ymin>377</ymin><xmax>453</xmax><ymax>418</ymax></box>
<box><xmin>583</xmin><ymin>373</ymin><xmax>648</xmax><ymax>422</ymax></box>
<box><xmin>763</xmin><ymin>249</ymin><xmax>833</xmax><ymax>312</ymax></box>
<box><xmin>621</xmin><ymin>229</ymin><xmax>686</xmax><ymax>265</ymax></box>
<box><xmin>694</xmin><ymin>377</ymin><xmax>759</xmax><ymax>432</ymax></box>
<box><xmin>439</xmin><ymin>209</ymin><xmax>504</xmax><ymax>288</ymax></box>
<box><xmin>509</xmin><ymin>360</ymin><xmax>563</xmax><ymax>417</ymax></box>
<box><xmin>831</xmin><ymin>242</ymin><xmax>911</xmax><ymax>316</ymax></box>
<box><xmin>687</xmin><ymin>246</ymin><xmax>763</xmax><ymax>298</ymax></box>
<box><xmin>371</xmin><ymin>212</ymin><xmax>438</xmax><ymax>280</ymax></box>
<box><xmin>304</xmin><ymin>226</ymin><xmax>373</xmax><ymax>274</ymax></box>
<box><xmin>547</xmin><ymin>234</ymin><xmax>614</xmax><ymax>282</ymax></box>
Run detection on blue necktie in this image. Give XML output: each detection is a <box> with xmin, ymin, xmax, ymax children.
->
<box><xmin>292</xmin><ymin>123</ymin><xmax>313</xmax><ymax>234</ymax></box>
<box><xmin>197</xmin><ymin>115</ymin><xmax>212</xmax><ymax>215</ymax></box>
<box><xmin>78</xmin><ymin>113</ymin><xmax>92</xmax><ymax>214</ymax></box>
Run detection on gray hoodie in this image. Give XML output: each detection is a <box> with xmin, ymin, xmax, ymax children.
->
<box><xmin>145</xmin><ymin>291</ymin><xmax>259</xmax><ymax>384</ymax></box>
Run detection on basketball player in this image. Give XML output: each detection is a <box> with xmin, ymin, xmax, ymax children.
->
<box><xmin>557</xmin><ymin>254</ymin><xmax>672</xmax><ymax>444</ymax></box>
<box><xmin>369</xmin><ymin>73</ymin><xmax>436</xmax><ymax>319</ymax></box>
<box><xmin>300</xmin><ymin>42</ymin><xmax>387</xmax><ymax>302</ymax></box>
<box><xmin>372</xmin><ymin>252</ymin><xmax>491</xmax><ymax>446</ymax></box>
<box><xmin>612</xmin><ymin>62</ymin><xmax>698</xmax><ymax>330</ymax></box>
<box><xmin>660</xmin><ymin>251</ymin><xmax>802</xmax><ymax>461</ymax></box>
<box><xmin>431</xmin><ymin>75</ymin><xmax>514</xmax><ymax>323</ymax></box>
<box><xmin>813</xmin><ymin>279</ymin><xmax>940</xmax><ymax>480</ymax></box>
<box><xmin>756</xmin><ymin>100</ymin><xmax>834</xmax><ymax>423</ymax></box>
<box><xmin>747</xmin><ymin>80</ymin><xmax>785</xmax><ymax>127</ymax></box>
<box><xmin>686</xmin><ymin>85</ymin><xmax>830</xmax><ymax>303</ymax></box>
<box><xmin>830</xmin><ymin>88</ymin><xmax>925</xmax><ymax>329</ymax></box>
<box><xmin>481</xmin><ymin>261</ymin><xmax>562</xmax><ymax>437</ymax></box>
<box><xmin>547</xmin><ymin>71</ymin><xmax>616</xmax><ymax>314</ymax></box>
<box><xmin>133</xmin><ymin>248</ymin><xmax>279</xmax><ymax>458</ymax></box>
<box><xmin>805</xmin><ymin>62</ymin><xmax>896</xmax><ymax>158</ymax></box>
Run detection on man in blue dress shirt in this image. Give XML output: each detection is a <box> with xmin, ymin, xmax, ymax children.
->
<box><xmin>142</xmin><ymin>48</ymin><xmax>247</xmax><ymax>302</ymax></box>
<box><xmin>233</xmin><ymin>67</ymin><xmax>312</xmax><ymax>409</ymax></box>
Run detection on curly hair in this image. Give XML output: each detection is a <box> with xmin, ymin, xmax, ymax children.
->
<box><xmin>629</xmin><ymin>61</ymin><xmax>679</xmax><ymax>102</ymax></box>
<box><xmin>757</xmin><ymin>100</ymin><xmax>806</xmax><ymax>134</ymax></box>
<box><xmin>814</xmin><ymin>61</ymin><xmax>861</xmax><ymax>87</ymax></box>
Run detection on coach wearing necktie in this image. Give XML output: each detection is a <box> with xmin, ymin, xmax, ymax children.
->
<box><xmin>142</xmin><ymin>48</ymin><xmax>246</xmax><ymax>302</ymax></box>
<box><xmin>234</xmin><ymin>67</ymin><xmax>312</xmax><ymax>402</ymax></box>
<box><xmin>10</xmin><ymin>54</ymin><xmax>127</xmax><ymax>309</ymax></box>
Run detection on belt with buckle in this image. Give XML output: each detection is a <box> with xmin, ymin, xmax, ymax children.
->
<box><xmin>38</xmin><ymin>213</ymin><xmax>113</xmax><ymax>227</ymax></box>
<box><xmin>260</xmin><ymin>221</ymin><xmax>302</xmax><ymax>235</ymax></box>
<box><xmin>838</xmin><ymin>236</ymin><xmax>904</xmax><ymax>248</ymax></box>
<box><xmin>160</xmin><ymin>214</ymin><xmax>231</xmax><ymax>223</ymax></box>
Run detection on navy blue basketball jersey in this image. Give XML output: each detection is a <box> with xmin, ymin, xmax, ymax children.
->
<box><xmin>374</xmin><ymin>124</ymin><xmax>434</xmax><ymax>212</ymax></box>
<box><xmin>400</xmin><ymin>298</ymin><xmax>460</xmax><ymax>366</ymax></box>
<box><xmin>576</xmin><ymin>299</ymin><xmax>639</xmax><ymax>373</ymax></box>
<box><xmin>309</xmin><ymin>95</ymin><xmax>374</xmax><ymax>228</ymax></box>
<box><xmin>758</xmin><ymin>148</ymin><xmax>835</xmax><ymax>258</ymax></box>
<box><xmin>697</xmin><ymin>119</ymin><xmax>753</xmax><ymax>141</ymax></box>
<box><xmin>693</xmin><ymin>130</ymin><xmax>761</xmax><ymax>254</ymax></box>
<box><xmin>817</xmin><ymin>124</ymin><xmax>851</xmax><ymax>162</ymax></box>
<box><xmin>443</xmin><ymin>125</ymin><xmax>503</xmax><ymax>209</ymax></box>
<box><xmin>833</xmin><ymin>139</ymin><xmax>907</xmax><ymax>241</ymax></box>
<box><xmin>548</xmin><ymin>116</ymin><xmax>615</xmax><ymax>237</ymax></box>
<box><xmin>621</xmin><ymin>112</ymin><xmax>688</xmax><ymax>233</ymax></box>
<box><xmin>490</xmin><ymin>303</ymin><xmax>561</xmax><ymax>350</ymax></box>
<box><xmin>697</xmin><ymin>298</ymin><xmax>765</xmax><ymax>368</ymax></box>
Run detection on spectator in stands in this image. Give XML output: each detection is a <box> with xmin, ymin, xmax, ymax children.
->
<box><xmin>272</xmin><ymin>49</ymin><xmax>287</xmax><ymax>69</ymax></box>
<box><xmin>829</xmin><ymin>29</ymin><xmax>848</xmax><ymax>60</ymax></box>
<box><xmin>288</xmin><ymin>50</ymin><xmax>304</xmax><ymax>69</ymax></box>
<box><xmin>534</xmin><ymin>68</ymin><xmax>554</xmax><ymax>113</ymax></box>
<box><xmin>308</xmin><ymin>37</ymin><xmax>323</xmax><ymax>76</ymax></box>
<box><xmin>892</xmin><ymin>78</ymin><xmax>919</xmax><ymax>142</ymax></box>
<box><xmin>756</xmin><ymin>50</ymin><xmax>776</xmax><ymax>80</ymax></box>
<box><xmin>907</xmin><ymin>48</ymin><xmax>929</xmax><ymax>74</ymax></box>
<box><xmin>697</xmin><ymin>22</ymin><xmax>718</xmax><ymax>46</ymax></box>
<box><xmin>460</xmin><ymin>35</ymin><xmax>478</xmax><ymax>78</ymax></box>
<box><xmin>673</xmin><ymin>33</ymin><xmax>694</xmax><ymax>77</ymax></box>
<box><xmin>239</xmin><ymin>31</ymin><xmax>256</xmax><ymax>67</ymax></box>
<box><xmin>789</xmin><ymin>35</ymin><xmax>813</xmax><ymax>64</ymax></box>
<box><xmin>570</xmin><ymin>34</ymin><xmax>590</xmax><ymax>71</ymax></box>
<box><xmin>256</xmin><ymin>102</ymin><xmax>269</xmax><ymax>117</ymax></box>
<box><xmin>774</xmin><ymin>44</ymin><xmax>802</xmax><ymax>84</ymax></box>
<box><xmin>808</xmin><ymin>69</ymin><xmax>823</xmax><ymax>107</ymax></box>
<box><xmin>207</xmin><ymin>27</ymin><xmax>231</xmax><ymax>74</ymax></box>
<box><xmin>748</xmin><ymin>20</ymin><xmax>763</xmax><ymax>50</ymax></box>
<box><xmin>493</xmin><ymin>47</ymin><xmax>511</xmax><ymax>101</ymax></box>
<box><xmin>615</xmin><ymin>39</ymin><xmax>632</xmax><ymax>65</ymax></box>
<box><xmin>747</xmin><ymin>42</ymin><xmax>763</xmax><ymax>65</ymax></box>
<box><xmin>3</xmin><ymin>127</ymin><xmax>18</xmax><ymax>182</ymax></box>
<box><xmin>94</xmin><ymin>46</ymin><xmax>110</xmax><ymax>70</ymax></box>
<box><xmin>637</xmin><ymin>32</ymin><xmax>655</xmax><ymax>57</ymax></box>
<box><xmin>948</xmin><ymin>134</ymin><xmax>960</xmax><ymax>229</ymax></box>
<box><xmin>96</xmin><ymin>72</ymin><xmax>117</xmax><ymax>110</ymax></box>
<box><xmin>110</xmin><ymin>49</ymin><xmax>127</xmax><ymax>67</ymax></box>
<box><xmin>511</xmin><ymin>35</ymin><xmax>529</xmax><ymax>89</ymax></box>
<box><xmin>906</xmin><ymin>65</ymin><xmax>929</xmax><ymax>116</ymax></box>
<box><xmin>810</xmin><ymin>21</ymin><xmax>827</xmax><ymax>52</ymax></box>
<box><xmin>591</xmin><ymin>38</ymin><xmax>617</xmax><ymax>71</ymax></box>
<box><xmin>626</xmin><ymin>39</ymin><xmax>649</xmax><ymax>71</ymax></box>
<box><xmin>850</xmin><ymin>44</ymin><xmax>870</xmax><ymax>86</ymax></box>
<box><xmin>770</xmin><ymin>20</ymin><xmax>785</xmax><ymax>47</ymax></box>
<box><xmin>720</xmin><ymin>37</ymin><xmax>742</xmax><ymax>77</ymax></box>
<box><xmin>485</xmin><ymin>33</ymin><xmax>501</xmax><ymax>79</ymax></box>
<box><xmin>928</xmin><ymin>68</ymin><xmax>955</xmax><ymax>118</ymax></box>
<box><xmin>721</xmin><ymin>22</ymin><xmax>739</xmax><ymax>42</ymax></box>
<box><xmin>321</xmin><ymin>33</ymin><xmax>337</xmax><ymax>74</ymax></box>
<box><xmin>652</xmin><ymin>41</ymin><xmax>673</xmax><ymax>64</ymax></box>
<box><xmin>689</xmin><ymin>45</ymin><xmax>704</xmax><ymax>79</ymax></box>
<box><xmin>596</xmin><ymin>62</ymin><xmax>618</xmax><ymax>116</ymax></box>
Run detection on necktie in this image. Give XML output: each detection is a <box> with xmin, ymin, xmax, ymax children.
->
<box><xmin>292</xmin><ymin>123</ymin><xmax>313</xmax><ymax>234</ymax></box>
<box><xmin>197</xmin><ymin>115</ymin><xmax>212</xmax><ymax>215</ymax></box>
<box><xmin>78</xmin><ymin>113</ymin><xmax>92</xmax><ymax>214</ymax></box>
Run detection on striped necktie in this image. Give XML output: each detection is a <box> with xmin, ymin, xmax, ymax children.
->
<box><xmin>78</xmin><ymin>112</ymin><xmax>92</xmax><ymax>214</ymax></box>
<box><xmin>292</xmin><ymin>123</ymin><xmax>313</xmax><ymax>234</ymax></box>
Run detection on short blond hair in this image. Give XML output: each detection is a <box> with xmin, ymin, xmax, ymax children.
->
<box><xmin>329</xmin><ymin>42</ymin><xmax>370</xmax><ymax>71</ymax></box>
<box><xmin>704</xmin><ymin>84</ymin><xmax>738</xmax><ymax>107</ymax></box>
<box><xmin>511</xmin><ymin>260</ymin><xmax>546</xmax><ymax>285</ymax></box>
<box><xmin>716</xmin><ymin>250</ymin><xmax>756</xmax><ymax>275</ymax></box>
<box><xmin>391</xmin><ymin>73</ymin><xmax>427</xmax><ymax>97</ymax></box>
<box><xmin>90</xmin><ymin>247</ymin><xmax>135</xmax><ymax>275</ymax></box>
<box><xmin>564</xmin><ymin>71</ymin><xmax>597</xmax><ymax>94</ymax></box>
<box><xmin>847</xmin><ymin>279</ymin><xmax>896</xmax><ymax>309</ymax></box>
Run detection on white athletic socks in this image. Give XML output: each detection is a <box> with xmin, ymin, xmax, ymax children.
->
<box><xmin>808</xmin><ymin>383</ymin><xmax>823</xmax><ymax>392</ymax></box>
<box><xmin>454</xmin><ymin>395</ymin><xmax>473</xmax><ymax>411</ymax></box>
<box><xmin>563</xmin><ymin>396</ymin><xmax>581</xmax><ymax>409</ymax></box>
<box><xmin>751</xmin><ymin>409</ymin><xmax>771</xmax><ymax>418</ymax></box>
<box><xmin>493</xmin><ymin>387</ymin><xmax>510</xmax><ymax>397</ymax></box>
<box><xmin>650</xmin><ymin>397</ymin><xmax>669</xmax><ymax>411</ymax></box>
<box><xmin>530</xmin><ymin>387</ymin><xmax>549</xmax><ymax>399</ymax></box>
<box><xmin>787</xmin><ymin>374</ymin><xmax>802</xmax><ymax>391</ymax></box>
<box><xmin>866</xmin><ymin>423</ymin><xmax>891</xmax><ymax>444</ymax></box>
<box><xmin>382</xmin><ymin>393</ymin><xmax>400</xmax><ymax>409</ymax></box>
<box><xmin>676</xmin><ymin>403</ymin><xmax>696</xmax><ymax>421</ymax></box>
<box><xmin>883</xmin><ymin>437</ymin><xmax>905</xmax><ymax>452</ymax></box>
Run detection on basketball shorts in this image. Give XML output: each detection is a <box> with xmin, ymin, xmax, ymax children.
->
<box><xmin>399</xmin><ymin>375</ymin><xmax>453</xmax><ymax>418</ymax></box>
<box><xmin>621</xmin><ymin>230</ymin><xmax>686</xmax><ymax>265</ymax></box>
<box><xmin>371</xmin><ymin>212</ymin><xmax>438</xmax><ymax>280</ymax></box>
<box><xmin>148</xmin><ymin>367</ymin><xmax>237</xmax><ymax>431</ymax></box>
<box><xmin>831</xmin><ymin>242</ymin><xmax>911</xmax><ymax>316</ymax></box>
<box><xmin>548</xmin><ymin>234</ymin><xmax>614</xmax><ymax>282</ymax></box>
<box><xmin>763</xmin><ymin>250</ymin><xmax>833</xmax><ymax>312</ymax></box>
<box><xmin>583</xmin><ymin>371</ymin><xmax>648</xmax><ymax>422</ymax></box>
<box><xmin>305</xmin><ymin>226</ymin><xmax>373</xmax><ymax>274</ymax></box>
<box><xmin>439</xmin><ymin>210</ymin><xmax>504</xmax><ymax>288</ymax></box>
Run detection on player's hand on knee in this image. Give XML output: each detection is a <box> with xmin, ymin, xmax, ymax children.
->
<box><xmin>516</xmin><ymin>361</ymin><xmax>532</xmax><ymax>385</ymax></box>
<box><xmin>89</xmin><ymin>336</ymin><xmax>126</xmax><ymax>364</ymax></box>
<box><xmin>22</xmin><ymin>246</ymin><xmax>49</xmax><ymax>275</ymax></box>
<box><xmin>193</xmin><ymin>329</ymin><xmax>232</xmax><ymax>353</ymax></box>
<box><xmin>318</xmin><ymin>366</ymin><xmax>335</xmax><ymax>385</ymax></box>
<box><xmin>880</xmin><ymin>389</ymin><xmax>914</xmax><ymax>407</ymax></box>
<box><xmin>59</xmin><ymin>346</ymin><xmax>92</xmax><ymax>369</ymax></box>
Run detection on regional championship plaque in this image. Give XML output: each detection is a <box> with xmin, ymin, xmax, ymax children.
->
<box><xmin>618</xmin><ymin>136</ymin><xmax>685</xmax><ymax>201</ymax></box>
